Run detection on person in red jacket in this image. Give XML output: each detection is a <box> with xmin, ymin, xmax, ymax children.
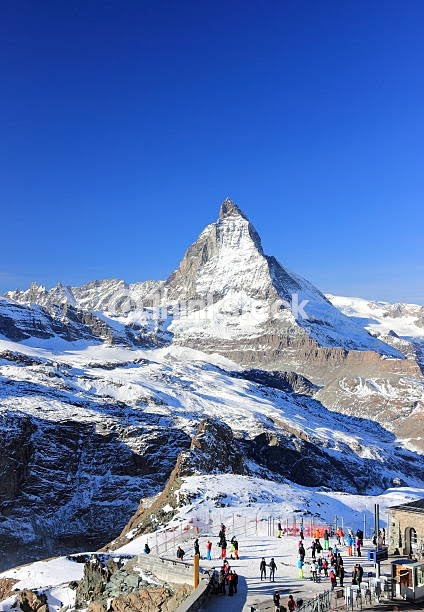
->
<box><xmin>205</xmin><ymin>540</ymin><xmax>212</xmax><ymax>560</ymax></box>
<box><xmin>287</xmin><ymin>594</ymin><xmax>296</xmax><ymax>611</ymax></box>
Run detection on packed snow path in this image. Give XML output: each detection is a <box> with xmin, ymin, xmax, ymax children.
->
<box><xmin>187</xmin><ymin>534</ymin><xmax>375</xmax><ymax>611</ymax></box>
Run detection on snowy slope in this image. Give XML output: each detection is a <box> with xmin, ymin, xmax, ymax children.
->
<box><xmin>327</xmin><ymin>294</ymin><xmax>424</xmax><ymax>340</ymax></box>
<box><xmin>1</xmin><ymin>334</ymin><xmax>423</xmax><ymax>570</ymax></box>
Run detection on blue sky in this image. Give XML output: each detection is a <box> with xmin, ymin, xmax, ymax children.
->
<box><xmin>1</xmin><ymin>1</ymin><xmax>423</xmax><ymax>303</ymax></box>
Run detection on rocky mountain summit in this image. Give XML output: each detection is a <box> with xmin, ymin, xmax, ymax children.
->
<box><xmin>0</xmin><ymin>199</ymin><xmax>423</xmax><ymax>572</ymax></box>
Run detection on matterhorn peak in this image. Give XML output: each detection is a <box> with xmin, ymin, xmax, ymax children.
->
<box><xmin>219</xmin><ymin>197</ymin><xmax>248</xmax><ymax>220</ymax></box>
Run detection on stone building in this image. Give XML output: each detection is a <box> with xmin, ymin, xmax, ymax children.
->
<box><xmin>388</xmin><ymin>498</ymin><xmax>424</xmax><ymax>557</ymax></box>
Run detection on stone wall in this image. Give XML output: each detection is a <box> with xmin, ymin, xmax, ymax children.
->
<box><xmin>134</xmin><ymin>555</ymin><xmax>195</xmax><ymax>586</ymax></box>
<box><xmin>388</xmin><ymin>508</ymin><xmax>424</xmax><ymax>556</ymax></box>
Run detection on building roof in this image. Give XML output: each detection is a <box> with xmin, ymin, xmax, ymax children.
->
<box><xmin>389</xmin><ymin>498</ymin><xmax>424</xmax><ymax>513</ymax></box>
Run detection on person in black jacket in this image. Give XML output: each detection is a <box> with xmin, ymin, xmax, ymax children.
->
<box><xmin>260</xmin><ymin>557</ymin><xmax>267</xmax><ymax>580</ymax></box>
<box><xmin>269</xmin><ymin>558</ymin><xmax>277</xmax><ymax>582</ymax></box>
<box><xmin>232</xmin><ymin>570</ymin><xmax>238</xmax><ymax>593</ymax></box>
<box><xmin>194</xmin><ymin>538</ymin><xmax>200</xmax><ymax>557</ymax></box>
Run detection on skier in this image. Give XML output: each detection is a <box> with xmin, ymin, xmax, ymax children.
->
<box><xmin>260</xmin><ymin>557</ymin><xmax>267</xmax><ymax>581</ymax></box>
<box><xmin>269</xmin><ymin>557</ymin><xmax>277</xmax><ymax>582</ymax></box>
<box><xmin>298</xmin><ymin>542</ymin><xmax>305</xmax><ymax>563</ymax></box>
<box><xmin>277</xmin><ymin>522</ymin><xmax>282</xmax><ymax>538</ymax></box>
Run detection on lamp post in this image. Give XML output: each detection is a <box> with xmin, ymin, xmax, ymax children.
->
<box><xmin>374</xmin><ymin>503</ymin><xmax>380</xmax><ymax>579</ymax></box>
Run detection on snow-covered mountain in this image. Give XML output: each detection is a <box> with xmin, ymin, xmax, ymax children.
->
<box><xmin>0</xmin><ymin>198</ymin><xmax>423</xmax><ymax>575</ymax></box>
<box><xmin>327</xmin><ymin>293</ymin><xmax>424</xmax><ymax>369</ymax></box>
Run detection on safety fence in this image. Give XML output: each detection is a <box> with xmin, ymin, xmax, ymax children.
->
<box><xmin>144</xmin><ymin>522</ymin><xmax>201</xmax><ymax>557</ymax></box>
<box><xmin>298</xmin><ymin>589</ymin><xmax>332</xmax><ymax>612</ymax></box>
<box><xmin>142</xmin><ymin>510</ymin><xmax>375</xmax><ymax>560</ymax></box>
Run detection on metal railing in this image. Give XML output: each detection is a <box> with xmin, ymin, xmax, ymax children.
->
<box><xmin>298</xmin><ymin>590</ymin><xmax>332</xmax><ymax>612</ymax></box>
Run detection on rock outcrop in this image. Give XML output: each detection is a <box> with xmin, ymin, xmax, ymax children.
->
<box><xmin>75</xmin><ymin>556</ymin><xmax>191</xmax><ymax>612</ymax></box>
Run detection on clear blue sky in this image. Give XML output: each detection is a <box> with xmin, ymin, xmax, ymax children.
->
<box><xmin>1</xmin><ymin>0</ymin><xmax>423</xmax><ymax>303</ymax></box>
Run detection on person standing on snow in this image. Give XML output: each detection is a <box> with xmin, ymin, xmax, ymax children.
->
<box><xmin>297</xmin><ymin>557</ymin><xmax>304</xmax><ymax>578</ymax></box>
<box><xmin>194</xmin><ymin>538</ymin><xmax>200</xmax><ymax>557</ymax></box>
<box><xmin>346</xmin><ymin>533</ymin><xmax>354</xmax><ymax>556</ymax></box>
<box><xmin>273</xmin><ymin>591</ymin><xmax>281</xmax><ymax>611</ymax></box>
<box><xmin>260</xmin><ymin>557</ymin><xmax>267</xmax><ymax>580</ymax></box>
<box><xmin>227</xmin><ymin>570</ymin><xmax>235</xmax><ymax>596</ymax></box>
<box><xmin>339</xmin><ymin>564</ymin><xmax>345</xmax><ymax>587</ymax></box>
<box><xmin>232</xmin><ymin>570</ymin><xmax>238</xmax><ymax>594</ymax></box>
<box><xmin>220</xmin><ymin>536</ymin><xmax>227</xmax><ymax>559</ymax></box>
<box><xmin>269</xmin><ymin>557</ymin><xmax>277</xmax><ymax>582</ymax></box>
<box><xmin>355</xmin><ymin>536</ymin><xmax>362</xmax><ymax>557</ymax></box>
<box><xmin>310</xmin><ymin>559</ymin><xmax>318</xmax><ymax>582</ymax></box>
<box><xmin>230</xmin><ymin>536</ymin><xmax>239</xmax><ymax>560</ymax></box>
<box><xmin>205</xmin><ymin>540</ymin><xmax>212</xmax><ymax>560</ymax></box>
<box><xmin>277</xmin><ymin>522</ymin><xmax>282</xmax><ymax>538</ymax></box>
<box><xmin>323</xmin><ymin>529</ymin><xmax>330</xmax><ymax>550</ymax></box>
<box><xmin>218</xmin><ymin>568</ymin><xmax>226</xmax><ymax>594</ymax></box>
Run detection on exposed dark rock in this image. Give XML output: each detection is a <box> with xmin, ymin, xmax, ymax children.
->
<box><xmin>233</xmin><ymin>368</ymin><xmax>319</xmax><ymax>396</ymax></box>
<box><xmin>75</xmin><ymin>555</ymin><xmax>191</xmax><ymax>612</ymax></box>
